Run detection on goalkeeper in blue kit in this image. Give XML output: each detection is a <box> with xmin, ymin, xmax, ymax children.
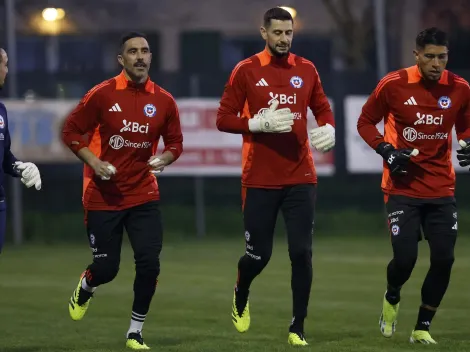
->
<box><xmin>0</xmin><ymin>48</ymin><xmax>42</xmax><ymax>253</ymax></box>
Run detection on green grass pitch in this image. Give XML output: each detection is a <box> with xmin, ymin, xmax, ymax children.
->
<box><xmin>0</xmin><ymin>234</ymin><xmax>469</xmax><ymax>351</ymax></box>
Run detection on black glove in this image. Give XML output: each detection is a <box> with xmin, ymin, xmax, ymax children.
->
<box><xmin>375</xmin><ymin>142</ymin><xmax>418</xmax><ymax>175</ymax></box>
<box><xmin>456</xmin><ymin>139</ymin><xmax>470</xmax><ymax>168</ymax></box>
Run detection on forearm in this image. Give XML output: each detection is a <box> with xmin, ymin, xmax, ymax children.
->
<box><xmin>216</xmin><ymin>113</ymin><xmax>250</xmax><ymax>134</ymax></box>
<box><xmin>357</xmin><ymin>115</ymin><xmax>385</xmax><ymax>150</ymax></box>
<box><xmin>77</xmin><ymin>147</ymin><xmax>101</xmax><ymax>168</ymax></box>
<box><xmin>315</xmin><ymin>111</ymin><xmax>335</xmax><ymax>128</ymax></box>
<box><xmin>158</xmin><ymin>150</ymin><xmax>176</xmax><ymax>166</ymax></box>
<box><xmin>3</xmin><ymin>150</ymin><xmax>19</xmax><ymax>176</ymax></box>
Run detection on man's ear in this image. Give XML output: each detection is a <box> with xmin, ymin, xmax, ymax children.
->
<box><xmin>413</xmin><ymin>49</ymin><xmax>419</xmax><ymax>64</ymax></box>
<box><xmin>117</xmin><ymin>54</ymin><xmax>124</xmax><ymax>67</ymax></box>
<box><xmin>260</xmin><ymin>26</ymin><xmax>268</xmax><ymax>41</ymax></box>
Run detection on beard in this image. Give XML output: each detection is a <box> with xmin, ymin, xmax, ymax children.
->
<box><xmin>268</xmin><ymin>42</ymin><xmax>290</xmax><ymax>58</ymax></box>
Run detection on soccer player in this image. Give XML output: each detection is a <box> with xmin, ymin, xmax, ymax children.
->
<box><xmin>357</xmin><ymin>27</ymin><xmax>470</xmax><ymax>344</ymax></box>
<box><xmin>62</xmin><ymin>32</ymin><xmax>183</xmax><ymax>350</ymax></box>
<box><xmin>0</xmin><ymin>47</ymin><xmax>41</xmax><ymax>253</ymax></box>
<box><xmin>217</xmin><ymin>7</ymin><xmax>335</xmax><ymax>346</ymax></box>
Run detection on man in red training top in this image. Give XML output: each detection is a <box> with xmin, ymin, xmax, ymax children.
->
<box><xmin>357</xmin><ymin>27</ymin><xmax>470</xmax><ymax>345</ymax></box>
<box><xmin>217</xmin><ymin>7</ymin><xmax>335</xmax><ymax>346</ymax></box>
<box><xmin>62</xmin><ymin>32</ymin><xmax>183</xmax><ymax>350</ymax></box>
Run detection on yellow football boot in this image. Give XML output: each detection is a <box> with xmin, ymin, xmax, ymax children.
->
<box><xmin>410</xmin><ymin>330</ymin><xmax>437</xmax><ymax>344</ymax></box>
<box><xmin>232</xmin><ymin>289</ymin><xmax>250</xmax><ymax>332</ymax></box>
<box><xmin>68</xmin><ymin>271</ymin><xmax>93</xmax><ymax>321</ymax></box>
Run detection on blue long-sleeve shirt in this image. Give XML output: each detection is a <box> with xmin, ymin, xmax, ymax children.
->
<box><xmin>0</xmin><ymin>103</ymin><xmax>19</xmax><ymax>199</ymax></box>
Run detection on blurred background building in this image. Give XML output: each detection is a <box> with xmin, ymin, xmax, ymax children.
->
<box><xmin>0</xmin><ymin>0</ymin><xmax>469</xmax><ymax>244</ymax></box>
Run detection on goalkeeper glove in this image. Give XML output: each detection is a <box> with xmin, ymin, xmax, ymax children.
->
<box><xmin>457</xmin><ymin>139</ymin><xmax>470</xmax><ymax>168</ymax></box>
<box><xmin>13</xmin><ymin>161</ymin><xmax>42</xmax><ymax>190</ymax></box>
<box><xmin>375</xmin><ymin>142</ymin><xmax>419</xmax><ymax>175</ymax></box>
<box><xmin>309</xmin><ymin>124</ymin><xmax>335</xmax><ymax>152</ymax></box>
<box><xmin>248</xmin><ymin>99</ymin><xmax>294</xmax><ymax>133</ymax></box>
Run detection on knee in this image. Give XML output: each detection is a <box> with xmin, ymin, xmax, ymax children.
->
<box><xmin>431</xmin><ymin>252</ymin><xmax>455</xmax><ymax>271</ymax></box>
<box><xmin>98</xmin><ymin>259</ymin><xmax>120</xmax><ymax>283</ymax></box>
<box><xmin>394</xmin><ymin>254</ymin><xmax>417</xmax><ymax>272</ymax></box>
<box><xmin>244</xmin><ymin>244</ymin><xmax>272</xmax><ymax>269</ymax></box>
<box><xmin>289</xmin><ymin>247</ymin><xmax>312</xmax><ymax>267</ymax></box>
<box><xmin>135</xmin><ymin>253</ymin><xmax>160</xmax><ymax>278</ymax></box>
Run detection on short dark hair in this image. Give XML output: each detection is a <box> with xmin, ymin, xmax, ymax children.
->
<box><xmin>120</xmin><ymin>32</ymin><xmax>148</xmax><ymax>53</ymax></box>
<box><xmin>263</xmin><ymin>7</ymin><xmax>293</xmax><ymax>28</ymax></box>
<box><xmin>416</xmin><ymin>27</ymin><xmax>449</xmax><ymax>49</ymax></box>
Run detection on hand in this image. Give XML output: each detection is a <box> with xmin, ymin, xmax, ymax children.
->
<box><xmin>13</xmin><ymin>161</ymin><xmax>42</xmax><ymax>190</ymax></box>
<box><xmin>248</xmin><ymin>99</ymin><xmax>295</xmax><ymax>133</ymax></box>
<box><xmin>457</xmin><ymin>139</ymin><xmax>470</xmax><ymax>168</ymax></box>
<box><xmin>376</xmin><ymin>142</ymin><xmax>419</xmax><ymax>175</ymax></box>
<box><xmin>148</xmin><ymin>156</ymin><xmax>165</xmax><ymax>175</ymax></box>
<box><xmin>309</xmin><ymin>124</ymin><xmax>335</xmax><ymax>152</ymax></box>
<box><xmin>90</xmin><ymin>159</ymin><xmax>117</xmax><ymax>180</ymax></box>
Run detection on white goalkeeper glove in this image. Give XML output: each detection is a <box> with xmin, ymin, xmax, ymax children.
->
<box><xmin>309</xmin><ymin>123</ymin><xmax>335</xmax><ymax>153</ymax></box>
<box><xmin>248</xmin><ymin>99</ymin><xmax>295</xmax><ymax>133</ymax></box>
<box><xmin>13</xmin><ymin>161</ymin><xmax>42</xmax><ymax>190</ymax></box>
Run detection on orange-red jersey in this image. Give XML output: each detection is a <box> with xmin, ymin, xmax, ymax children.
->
<box><xmin>358</xmin><ymin>65</ymin><xmax>470</xmax><ymax>198</ymax></box>
<box><xmin>62</xmin><ymin>71</ymin><xmax>183</xmax><ymax>210</ymax></box>
<box><xmin>216</xmin><ymin>48</ymin><xmax>334</xmax><ymax>188</ymax></box>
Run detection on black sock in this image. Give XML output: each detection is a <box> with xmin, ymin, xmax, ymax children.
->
<box><xmin>291</xmin><ymin>251</ymin><xmax>313</xmax><ymax>323</ymax></box>
<box><xmin>77</xmin><ymin>287</ymin><xmax>93</xmax><ymax>306</ymax></box>
<box><xmin>385</xmin><ymin>284</ymin><xmax>401</xmax><ymax>305</ymax></box>
<box><xmin>234</xmin><ymin>286</ymin><xmax>249</xmax><ymax>315</ymax></box>
<box><xmin>132</xmin><ymin>272</ymin><xmax>157</xmax><ymax>322</ymax></box>
<box><xmin>289</xmin><ymin>316</ymin><xmax>305</xmax><ymax>334</ymax></box>
<box><xmin>236</xmin><ymin>255</ymin><xmax>264</xmax><ymax>293</ymax></box>
<box><xmin>415</xmin><ymin>306</ymin><xmax>436</xmax><ymax>331</ymax></box>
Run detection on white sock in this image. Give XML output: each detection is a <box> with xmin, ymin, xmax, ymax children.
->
<box><xmin>127</xmin><ymin>311</ymin><xmax>146</xmax><ymax>337</ymax></box>
<box><xmin>81</xmin><ymin>277</ymin><xmax>96</xmax><ymax>293</ymax></box>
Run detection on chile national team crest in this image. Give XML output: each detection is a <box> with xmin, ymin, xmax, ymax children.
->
<box><xmin>437</xmin><ymin>96</ymin><xmax>451</xmax><ymax>109</ymax></box>
<box><xmin>143</xmin><ymin>104</ymin><xmax>157</xmax><ymax>117</ymax></box>
<box><xmin>0</xmin><ymin>115</ymin><xmax>4</xmax><ymax>129</ymax></box>
<box><xmin>290</xmin><ymin>76</ymin><xmax>303</xmax><ymax>88</ymax></box>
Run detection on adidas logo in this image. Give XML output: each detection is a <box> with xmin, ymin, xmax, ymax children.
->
<box><xmin>109</xmin><ymin>103</ymin><xmax>122</xmax><ymax>112</ymax></box>
<box><xmin>452</xmin><ymin>222</ymin><xmax>457</xmax><ymax>230</ymax></box>
<box><xmin>255</xmin><ymin>78</ymin><xmax>269</xmax><ymax>86</ymax></box>
<box><xmin>404</xmin><ymin>96</ymin><xmax>418</xmax><ymax>105</ymax></box>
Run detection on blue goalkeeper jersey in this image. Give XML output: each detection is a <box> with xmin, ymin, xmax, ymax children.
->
<box><xmin>0</xmin><ymin>102</ymin><xmax>19</xmax><ymax>199</ymax></box>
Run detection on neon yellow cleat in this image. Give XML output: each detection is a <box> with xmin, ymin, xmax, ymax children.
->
<box><xmin>288</xmin><ymin>332</ymin><xmax>308</xmax><ymax>346</ymax></box>
<box><xmin>410</xmin><ymin>330</ymin><xmax>437</xmax><ymax>344</ymax></box>
<box><xmin>231</xmin><ymin>290</ymin><xmax>250</xmax><ymax>333</ymax></box>
<box><xmin>379</xmin><ymin>293</ymin><xmax>399</xmax><ymax>337</ymax></box>
<box><xmin>68</xmin><ymin>271</ymin><xmax>92</xmax><ymax>321</ymax></box>
<box><xmin>126</xmin><ymin>332</ymin><xmax>150</xmax><ymax>350</ymax></box>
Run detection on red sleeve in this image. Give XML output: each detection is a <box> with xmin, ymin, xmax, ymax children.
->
<box><xmin>161</xmin><ymin>97</ymin><xmax>183</xmax><ymax>160</ymax></box>
<box><xmin>308</xmin><ymin>65</ymin><xmax>335</xmax><ymax>127</ymax></box>
<box><xmin>62</xmin><ymin>86</ymin><xmax>102</xmax><ymax>154</ymax></box>
<box><xmin>455</xmin><ymin>82</ymin><xmax>470</xmax><ymax>141</ymax></box>
<box><xmin>216</xmin><ymin>61</ymin><xmax>250</xmax><ymax>134</ymax></box>
<box><xmin>357</xmin><ymin>79</ymin><xmax>392</xmax><ymax>150</ymax></box>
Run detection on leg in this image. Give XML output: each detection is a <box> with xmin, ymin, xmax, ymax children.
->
<box><xmin>412</xmin><ymin>199</ymin><xmax>456</xmax><ymax>342</ymax></box>
<box><xmin>124</xmin><ymin>201</ymin><xmax>162</xmax><ymax>348</ymax></box>
<box><xmin>281</xmin><ymin>184</ymin><xmax>315</xmax><ymax>336</ymax></box>
<box><xmin>232</xmin><ymin>186</ymin><xmax>282</xmax><ymax>332</ymax></box>
<box><xmin>69</xmin><ymin>209</ymin><xmax>125</xmax><ymax>321</ymax></box>
<box><xmin>0</xmin><ymin>200</ymin><xmax>6</xmax><ymax>254</ymax></box>
<box><xmin>237</xmin><ymin>187</ymin><xmax>281</xmax><ymax>292</ymax></box>
<box><xmin>84</xmin><ymin>209</ymin><xmax>125</xmax><ymax>286</ymax></box>
<box><xmin>380</xmin><ymin>195</ymin><xmax>421</xmax><ymax>337</ymax></box>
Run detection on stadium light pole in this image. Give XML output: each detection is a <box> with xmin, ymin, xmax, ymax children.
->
<box><xmin>374</xmin><ymin>0</ymin><xmax>388</xmax><ymax>80</ymax></box>
<box><xmin>5</xmin><ymin>0</ymin><xmax>23</xmax><ymax>245</ymax></box>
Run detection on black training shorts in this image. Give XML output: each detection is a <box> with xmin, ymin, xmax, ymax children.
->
<box><xmin>385</xmin><ymin>195</ymin><xmax>457</xmax><ymax>243</ymax></box>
